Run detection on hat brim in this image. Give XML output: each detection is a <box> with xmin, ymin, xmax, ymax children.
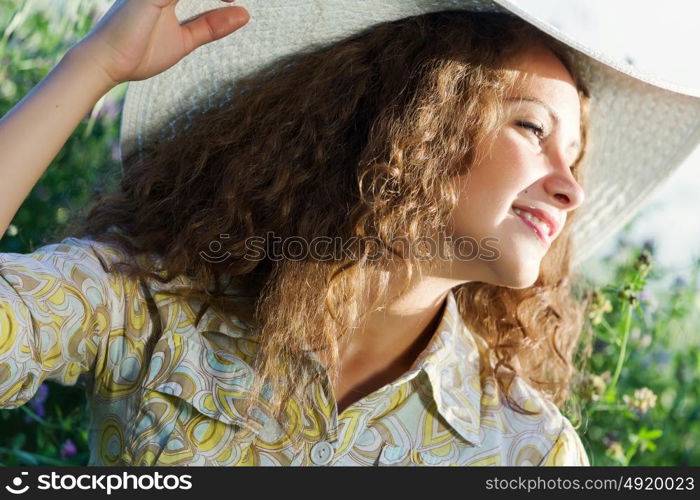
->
<box><xmin>119</xmin><ymin>0</ymin><xmax>700</xmax><ymax>266</ymax></box>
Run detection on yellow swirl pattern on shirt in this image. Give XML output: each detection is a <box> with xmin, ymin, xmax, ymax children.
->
<box><xmin>0</xmin><ymin>237</ymin><xmax>589</xmax><ymax>466</ymax></box>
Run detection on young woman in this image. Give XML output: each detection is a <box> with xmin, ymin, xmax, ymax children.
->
<box><xmin>1</xmin><ymin>0</ymin><xmax>698</xmax><ymax>466</ymax></box>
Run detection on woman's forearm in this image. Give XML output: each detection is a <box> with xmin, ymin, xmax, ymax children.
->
<box><xmin>0</xmin><ymin>47</ymin><xmax>116</xmax><ymax>238</ymax></box>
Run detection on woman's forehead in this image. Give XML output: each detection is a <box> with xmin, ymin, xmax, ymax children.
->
<box><xmin>503</xmin><ymin>43</ymin><xmax>577</xmax><ymax>87</ymax></box>
<box><xmin>503</xmin><ymin>47</ymin><xmax>582</xmax><ymax>120</ymax></box>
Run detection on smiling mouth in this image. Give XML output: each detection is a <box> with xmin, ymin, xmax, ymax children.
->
<box><xmin>510</xmin><ymin>208</ymin><xmax>550</xmax><ymax>248</ymax></box>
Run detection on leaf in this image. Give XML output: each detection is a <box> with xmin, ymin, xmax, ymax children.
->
<box><xmin>11</xmin><ymin>449</ymin><xmax>39</xmax><ymax>466</ymax></box>
<box><xmin>640</xmin><ymin>428</ymin><xmax>663</xmax><ymax>440</ymax></box>
<box><xmin>11</xmin><ymin>433</ymin><xmax>26</xmax><ymax>450</ymax></box>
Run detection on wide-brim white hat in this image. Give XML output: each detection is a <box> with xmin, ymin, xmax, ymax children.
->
<box><xmin>120</xmin><ymin>0</ymin><xmax>700</xmax><ymax>267</ymax></box>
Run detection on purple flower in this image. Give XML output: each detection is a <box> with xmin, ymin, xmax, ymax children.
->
<box><xmin>60</xmin><ymin>439</ymin><xmax>78</xmax><ymax>461</ymax></box>
<box><xmin>23</xmin><ymin>383</ymin><xmax>49</xmax><ymax>423</ymax></box>
<box><xmin>34</xmin><ymin>383</ymin><xmax>49</xmax><ymax>404</ymax></box>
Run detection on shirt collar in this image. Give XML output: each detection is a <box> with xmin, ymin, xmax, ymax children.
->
<box><xmin>146</xmin><ymin>278</ymin><xmax>485</xmax><ymax>445</ymax></box>
<box><xmin>407</xmin><ymin>289</ymin><xmax>484</xmax><ymax>447</ymax></box>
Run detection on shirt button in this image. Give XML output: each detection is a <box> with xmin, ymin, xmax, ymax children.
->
<box><xmin>310</xmin><ymin>441</ymin><xmax>334</xmax><ymax>465</ymax></box>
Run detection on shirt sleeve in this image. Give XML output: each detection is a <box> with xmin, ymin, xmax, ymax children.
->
<box><xmin>0</xmin><ymin>237</ymin><xmax>127</xmax><ymax>408</ymax></box>
<box><xmin>539</xmin><ymin>417</ymin><xmax>590</xmax><ymax>466</ymax></box>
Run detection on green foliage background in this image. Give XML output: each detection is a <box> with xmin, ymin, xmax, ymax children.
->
<box><xmin>0</xmin><ymin>0</ymin><xmax>699</xmax><ymax>466</ymax></box>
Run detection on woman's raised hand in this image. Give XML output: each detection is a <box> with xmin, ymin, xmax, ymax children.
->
<box><xmin>0</xmin><ymin>0</ymin><xmax>249</xmax><ymax>237</ymax></box>
<box><xmin>73</xmin><ymin>0</ymin><xmax>250</xmax><ymax>87</ymax></box>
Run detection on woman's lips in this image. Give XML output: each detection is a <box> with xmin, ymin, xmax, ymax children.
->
<box><xmin>512</xmin><ymin>208</ymin><xmax>550</xmax><ymax>248</ymax></box>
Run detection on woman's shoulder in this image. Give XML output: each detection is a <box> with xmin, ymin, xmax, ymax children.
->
<box><xmin>4</xmin><ymin>232</ymin><xmax>247</xmax><ymax>364</ymax></box>
<box><xmin>0</xmin><ymin>234</ymin><xmax>154</xmax><ymax>407</ymax></box>
<box><xmin>0</xmin><ymin>234</ymin><xmax>137</xmax><ymax>317</ymax></box>
<box><xmin>0</xmin><ymin>235</ymin><xmax>125</xmax><ymax>276</ymax></box>
<box><xmin>66</xmin><ymin>233</ymin><xmax>256</xmax><ymax>347</ymax></box>
<box><xmin>37</xmin><ymin>234</ymin><xmax>193</xmax><ymax>298</ymax></box>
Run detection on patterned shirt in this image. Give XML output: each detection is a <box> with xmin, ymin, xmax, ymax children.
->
<box><xmin>0</xmin><ymin>236</ymin><xmax>590</xmax><ymax>466</ymax></box>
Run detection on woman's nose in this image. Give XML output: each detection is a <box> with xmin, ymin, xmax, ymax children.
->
<box><xmin>544</xmin><ymin>163</ymin><xmax>585</xmax><ymax>211</ymax></box>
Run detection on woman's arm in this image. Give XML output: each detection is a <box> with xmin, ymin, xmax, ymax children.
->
<box><xmin>0</xmin><ymin>237</ymin><xmax>132</xmax><ymax>407</ymax></box>
<box><xmin>0</xmin><ymin>0</ymin><xmax>250</xmax><ymax>238</ymax></box>
<box><xmin>0</xmin><ymin>49</ymin><xmax>115</xmax><ymax>238</ymax></box>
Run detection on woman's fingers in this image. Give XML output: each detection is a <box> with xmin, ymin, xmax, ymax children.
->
<box><xmin>181</xmin><ymin>6</ymin><xmax>250</xmax><ymax>54</ymax></box>
<box><xmin>73</xmin><ymin>0</ymin><xmax>250</xmax><ymax>85</ymax></box>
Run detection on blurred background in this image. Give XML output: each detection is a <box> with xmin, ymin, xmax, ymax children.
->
<box><xmin>0</xmin><ymin>0</ymin><xmax>698</xmax><ymax>466</ymax></box>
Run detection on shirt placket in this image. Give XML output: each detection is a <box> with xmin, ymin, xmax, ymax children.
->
<box><xmin>302</xmin><ymin>363</ymin><xmax>398</xmax><ymax>465</ymax></box>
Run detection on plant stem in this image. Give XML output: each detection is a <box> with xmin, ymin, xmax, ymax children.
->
<box><xmin>0</xmin><ymin>447</ymin><xmax>69</xmax><ymax>466</ymax></box>
<box><xmin>19</xmin><ymin>406</ymin><xmax>65</xmax><ymax>429</ymax></box>
<box><xmin>598</xmin><ymin>317</ymin><xmax>620</xmax><ymax>344</ymax></box>
<box><xmin>610</xmin><ymin>301</ymin><xmax>634</xmax><ymax>391</ymax></box>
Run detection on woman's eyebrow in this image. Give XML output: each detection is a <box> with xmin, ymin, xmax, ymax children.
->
<box><xmin>505</xmin><ymin>96</ymin><xmax>581</xmax><ymax>155</ymax></box>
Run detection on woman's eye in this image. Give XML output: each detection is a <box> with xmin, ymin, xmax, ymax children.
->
<box><xmin>516</xmin><ymin>120</ymin><xmax>545</xmax><ymax>140</ymax></box>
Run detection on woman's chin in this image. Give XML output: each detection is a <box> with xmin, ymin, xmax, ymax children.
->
<box><xmin>488</xmin><ymin>254</ymin><xmax>541</xmax><ymax>289</ymax></box>
<box><xmin>437</xmin><ymin>242</ymin><xmax>542</xmax><ymax>288</ymax></box>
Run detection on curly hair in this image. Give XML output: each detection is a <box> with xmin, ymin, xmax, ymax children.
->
<box><xmin>59</xmin><ymin>10</ymin><xmax>592</xmax><ymax>433</ymax></box>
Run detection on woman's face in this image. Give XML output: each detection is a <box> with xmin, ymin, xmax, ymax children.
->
<box><xmin>448</xmin><ymin>42</ymin><xmax>585</xmax><ymax>288</ymax></box>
